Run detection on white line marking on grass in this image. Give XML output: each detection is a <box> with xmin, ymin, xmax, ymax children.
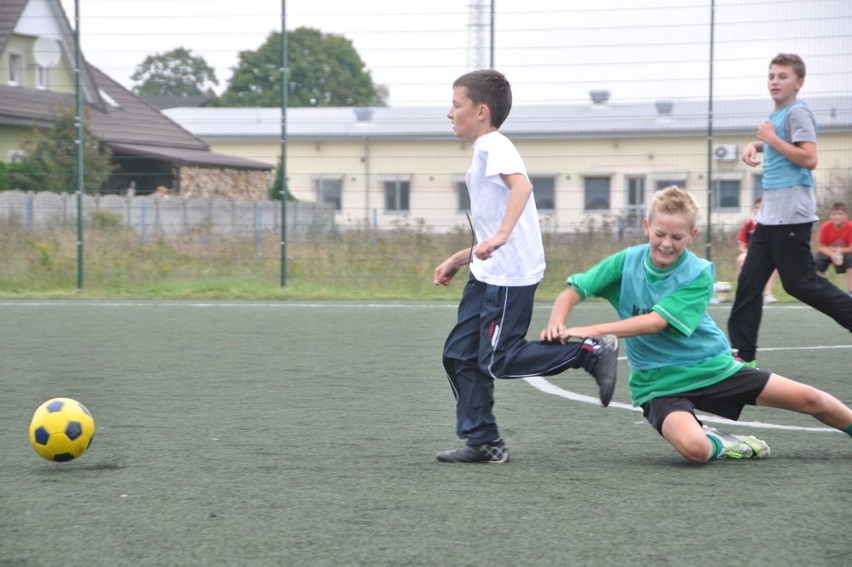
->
<box><xmin>744</xmin><ymin>344</ymin><xmax>852</xmax><ymax>352</ymax></box>
<box><xmin>524</xmin><ymin>376</ymin><xmax>839</xmax><ymax>433</ymax></box>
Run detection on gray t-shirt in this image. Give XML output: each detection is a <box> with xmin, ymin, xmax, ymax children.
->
<box><xmin>755</xmin><ymin>105</ymin><xmax>819</xmax><ymax>225</ymax></box>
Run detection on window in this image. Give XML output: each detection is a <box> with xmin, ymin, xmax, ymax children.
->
<box><xmin>383</xmin><ymin>177</ymin><xmax>410</xmax><ymax>212</ymax></box>
<box><xmin>712</xmin><ymin>178</ymin><xmax>741</xmax><ymax>209</ymax></box>
<box><xmin>98</xmin><ymin>88</ymin><xmax>121</xmax><ymax>108</ymax></box>
<box><xmin>626</xmin><ymin>176</ymin><xmax>646</xmax><ymax>209</ymax></box>
<box><xmin>8</xmin><ymin>52</ymin><xmax>23</xmax><ymax>85</ymax></box>
<box><xmin>36</xmin><ymin>65</ymin><xmax>48</xmax><ymax>89</ymax></box>
<box><xmin>530</xmin><ymin>176</ymin><xmax>555</xmax><ymax>211</ymax></box>
<box><xmin>654</xmin><ymin>178</ymin><xmax>685</xmax><ymax>191</ymax></box>
<box><xmin>314</xmin><ymin>176</ymin><xmax>342</xmax><ymax>211</ymax></box>
<box><xmin>456</xmin><ymin>180</ymin><xmax>470</xmax><ymax>212</ymax></box>
<box><xmin>584</xmin><ymin>176</ymin><xmax>611</xmax><ymax>210</ymax></box>
<box><xmin>624</xmin><ymin>176</ymin><xmax>646</xmax><ymax>230</ymax></box>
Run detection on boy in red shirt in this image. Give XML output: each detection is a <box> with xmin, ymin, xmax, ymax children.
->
<box><xmin>736</xmin><ymin>198</ymin><xmax>778</xmax><ymax>302</ymax></box>
<box><xmin>814</xmin><ymin>202</ymin><xmax>852</xmax><ymax>295</ymax></box>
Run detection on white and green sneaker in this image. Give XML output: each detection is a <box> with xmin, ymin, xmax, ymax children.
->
<box><xmin>704</xmin><ymin>426</ymin><xmax>770</xmax><ymax>460</ymax></box>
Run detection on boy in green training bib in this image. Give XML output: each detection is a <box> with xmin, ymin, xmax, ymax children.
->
<box><xmin>541</xmin><ymin>186</ymin><xmax>852</xmax><ymax>463</ymax></box>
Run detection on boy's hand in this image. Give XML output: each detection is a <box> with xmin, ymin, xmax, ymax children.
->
<box><xmin>433</xmin><ymin>260</ymin><xmax>459</xmax><ymax>286</ymax></box>
<box><xmin>541</xmin><ymin>322</ymin><xmax>568</xmax><ymax>343</ymax></box>
<box><xmin>434</xmin><ymin>248</ymin><xmax>471</xmax><ymax>286</ymax></box>
<box><xmin>756</xmin><ymin>120</ymin><xmax>778</xmax><ymax>145</ymax></box>
<box><xmin>542</xmin><ymin>324</ymin><xmax>600</xmax><ymax>344</ymax></box>
<box><xmin>473</xmin><ymin>234</ymin><xmax>507</xmax><ymax>260</ymax></box>
<box><xmin>742</xmin><ymin>142</ymin><xmax>761</xmax><ymax>167</ymax></box>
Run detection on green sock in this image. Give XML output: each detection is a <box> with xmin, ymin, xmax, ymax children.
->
<box><xmin>706</xmin><ymin>434</ymin><xmax>724</xmax><ymax>459</ymax></box>
<box><xmin>843</xmin><ymin>424</ymin><xmax>852</xmax><ymax>438</ymax></box>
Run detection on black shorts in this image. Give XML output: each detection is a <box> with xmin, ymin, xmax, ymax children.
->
<box><xmin>641</xmin><ymin>367</ymin><xmax>771</xmax><ymax>435</ymax></box>
<box><xmin>814</xmin><ymin>252</ymin><xmax>850</xmax><ymax>274</ymax></box>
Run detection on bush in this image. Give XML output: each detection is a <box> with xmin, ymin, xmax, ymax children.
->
<box><xmin>0</xmin><ymin>161</ymin><xmax>26</xmax><ymax>191</ymax></box>
<box><xmin>89</xmin><ymin>210</ymin><xmax>123</xmax><ymax>231</ymax></box>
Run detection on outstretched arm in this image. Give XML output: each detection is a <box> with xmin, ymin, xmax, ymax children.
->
<box><xmin>541</xmin><ymin>286</ymin><xmax>668</xmax><ymax>342</ymax></box>
<box><xmin>541</xmin><ymin>286</ymin><xmax>583</xmax><ymax>342</ymax></box>
<box><xmin>559</xmin><ymin>312</ymin><xmax>668</xmax><ymax>341</ymax></box>
<box><xmin>434</xmin><ymin>247</ymin><xmax>473</xmax><ymax>286</ymax></box>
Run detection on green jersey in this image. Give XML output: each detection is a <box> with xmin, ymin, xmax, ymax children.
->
<box><xmin>568</xmin><ymin>244</ymin><xmax>742</xmax><ymax>406</ymax></box>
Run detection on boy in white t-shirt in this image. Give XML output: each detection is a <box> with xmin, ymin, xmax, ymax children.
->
<box><xmin>433</xmin><ymin>70</ymin><xmax>618</xmax><ymax>463</ymax></box>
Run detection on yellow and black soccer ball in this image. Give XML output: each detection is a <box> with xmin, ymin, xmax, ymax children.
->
<box><xmin>28</xmin><ymin>398</ymin><xmax>96</xmax><ymax>462</ymax></box>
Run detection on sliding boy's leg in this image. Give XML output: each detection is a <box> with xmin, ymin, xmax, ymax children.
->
<box><xmin>756</xmin><ymin>374</ymin><xmax>852</xmax><ymax>434</ymax></box>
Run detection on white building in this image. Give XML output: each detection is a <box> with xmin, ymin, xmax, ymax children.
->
<box><xmin>165</xmin><ymin>93</ymin><xmax>852</xmax><ymax>233</ymax></box>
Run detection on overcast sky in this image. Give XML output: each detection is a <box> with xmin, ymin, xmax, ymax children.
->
<box><xmin>57</xmin><ymin>0</ymin><xmax>852</xmax><ymax>107</ymax></box>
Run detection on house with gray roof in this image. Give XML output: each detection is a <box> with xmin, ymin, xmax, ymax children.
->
<box><xmin>0</xmin><ymin>0</ymin><xmax>272</xmax><ymax>199</ymax></box>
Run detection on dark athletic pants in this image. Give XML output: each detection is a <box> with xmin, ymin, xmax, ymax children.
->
<box><xmin>728</xmin><ymin>222</ymin><xmax>852</xmax><ymax>361</ymax></box>
<box><xmin>442</xmin><ymin>275</ymin><xmax>589</xmax><ymax>445</ymax></box>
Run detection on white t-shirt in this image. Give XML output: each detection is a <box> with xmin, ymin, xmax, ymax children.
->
<box><xmin>466</xmin><ymin>131</ymin><xmax>545</xmax><ymax>286</ymax></box>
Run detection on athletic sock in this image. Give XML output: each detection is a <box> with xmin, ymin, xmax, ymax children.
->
<box><xmin>843</xmin><ymin>423</ymin><xmax>852</xmax><ymax>438</ymax></box>
<box><xmin>706</xmin><ymin>433</ymin><xmax>724</xmax><ymax>459</ymax></box>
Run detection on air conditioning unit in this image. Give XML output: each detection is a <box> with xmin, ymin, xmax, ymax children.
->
<box><xmin>713</xmin><ymin>144</ymin><xmax>738</xmax><ymax>161</ymax></box>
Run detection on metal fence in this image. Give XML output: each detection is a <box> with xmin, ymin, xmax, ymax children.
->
<box><xmin>0</xmin><ymin>190</ymin><xmax>334</xmax><ymax>238</ymax></box>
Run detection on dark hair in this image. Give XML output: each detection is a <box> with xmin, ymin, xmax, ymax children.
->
<box><xmin>830</xmin><ymin>202</ymin><xmax>847</xmax><ymax>213</ymax></box>
<box><xmin>770</xmin><ymin>53</ymin><xmax>806</xmax><ymax>79</ymax></box>
<box><xmin>453</xmin><ymin>70</ymin><xmax>512</xmax><ymax>128</ymax></box>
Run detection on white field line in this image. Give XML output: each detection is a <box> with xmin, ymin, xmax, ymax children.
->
<box><xmin>524</xmin><ymin>376</ymin><xmax>841</xmax><ymax>433</ymax></box>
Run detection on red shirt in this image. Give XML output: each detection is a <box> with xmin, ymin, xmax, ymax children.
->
<box><xmin>737</xmin><ymin>218</ymin><xmax>758</xmax><ymax>246</ymax></box>
<box><xmin>818</xmin><ymin>220</ymin><xmax>852</xmax><ymax>248</ymax></box>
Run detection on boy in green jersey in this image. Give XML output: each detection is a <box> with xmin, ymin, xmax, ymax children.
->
<box><xmin>541</xmin><ymin>186</ymin><xmax>852</xmax><ymax>463</ymax></box>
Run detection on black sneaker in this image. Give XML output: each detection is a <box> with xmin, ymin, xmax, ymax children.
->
<box><xmin>436</xmin><ymin>438</ymin><xmax>509</xmax><ymax>463</ymax></box>
<box><xmin>581</xmin><ymin>334</ymin><xmax>619</xmax><ymax>407</ymax></box>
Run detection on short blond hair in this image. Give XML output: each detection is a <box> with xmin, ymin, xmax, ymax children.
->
<box><xmin>649</xmin><ymin>186</ymin><xmax>699</xmax><ymax>229</ymax></box>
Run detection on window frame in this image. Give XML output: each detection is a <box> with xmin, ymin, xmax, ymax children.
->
<box><xmin>652</xmin><ymin>175</ymin><xmax>687</xmax><ymax>192</ymax></box>
<box><xmin>455</xmin><ymin>179</ymin><xmax>470</xmax><ymax>213</ymax></box>
<box><xmin>35</xmin><ymin>64</ymin><xmax>49</xmax><ymax>89</ymax></box>
<box><xmin>529</xmin><ymin>175</ymin><xmax>556</xmax><ymax>212</ymax></box>
<box><xmin>313</xmin><ymin>175</ymin><xmax>343</xmax><ymax>211</ymax></box>
<box><xmin>711</xmin><ymin>175</ymin><xmax>743</xmax><ymax>211</ymax></box>
<box><xmin>8</xmin><ymin>51</ymin><xmax>24</xmax><ymax>86</ymax></box>
<box><xmin>381</xmin><ymin>175</ymin><xmax>411</xmax><ymax>213</ymax></box>
<box><xmin>583</xmin><ymin>175</ymin><xmax>612</xmax><ymax>211</ymax></box>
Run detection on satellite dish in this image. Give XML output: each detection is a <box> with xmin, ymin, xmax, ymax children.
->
<box><xmin>33</xmin><ymin>37</ymin><xmax>61</xmax><ymax>67</ymax></box>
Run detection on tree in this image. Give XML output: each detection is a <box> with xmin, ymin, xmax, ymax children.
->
<box><xmin>12</xmin><ymin>106</ymin><xmax>113</xmax><ymax>194</ymax></box>
<box><xmin>131</xmin><ymin>47</ymin><xmax>218</xmax><ymax>97</ymax></box>
<box><xmin>219</xmin><ymin>27</ymin><xmax>385</xmax><ymax>107</ymax></box>
<box><xmin>269</xmin><ymin>157</ymin><xmax>295</xmax><ymax>201</ymax></box>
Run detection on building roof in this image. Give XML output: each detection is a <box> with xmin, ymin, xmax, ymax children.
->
<box><xmin>0</xmin><ymin>0</ymin><xmax>28</xmax><ymax>55</ymax></box>
<box><xmin>85</xmin><ymin>66</ymin><xmax>212</xmax><ymax>150</ymax></box>
<box><xmin>142</xmin><ymin>94</ymin><xmax>214</xmax><ymax>110</ymax></box>
<box><xmin>163</xmin><ymin>95</ymin><xmax>852</xmax><ymax>143</ymax></box>
<box><xmin>108</xmin><ymin>142</ymin><xmax>271</xmax><ymax>170</ymax></box>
